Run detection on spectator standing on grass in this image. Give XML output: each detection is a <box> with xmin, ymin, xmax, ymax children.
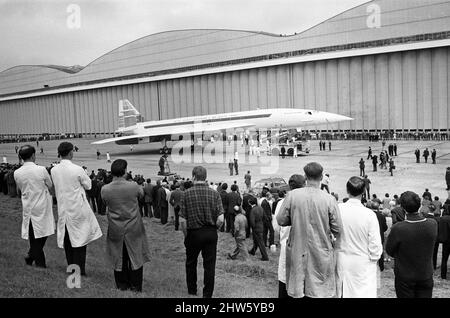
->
<box><xmin>101</xmin><ymin>159</ymin><xmax>150</xmax><ymax>292</ymax></box>
<box><xmin>248</xmin><ymin>196</ymin><xmax>269</xmax><ymax>261</ymax></box>
<box><xmin>143</xmin><ymin>179</ymin><xmax>153</xmax><ymax>218</ymax></box>
<box><xmin>51</xmin><ymin>142</ymin><xmax>102</xmax><ymax>276</ymax></box>
<box><xmin>96</xmin><ymin>176</ymin><xmax>106</xmax><ymax>215</ymax></box>
<box><xmin>96</xmin><ymin>150</ymin><xmax>101</xmax><ymax>160</ymax></box>
<box><xmin>158</xmin><ymin>182</ymin><xmax>169</xmax><ymax>224</ymax></box>
<box><xmin>225</xmin><ymin>184</ymin><xmax>241</xmax><ymax>234</ymax></box>
<box><xmin>276</xmin><ymin>174</ymin><xmax>305</xmax><ymax>298</ymax></box>
<box><xmin>179</xmin><ymin>166</ymin><xmax>224</xmax><ymax>298</ymax></box>
<box><xmin>106</xmin><ymin>152</ymin><xmax>111</xmax><ymax>163</ymax></box>
<box><xmin>336</xmin><ymin>177</ymin><xmax>382</xmax><ymax>298</ymax></box>
<box><xmin>277</xmin><ymin>162</ymin><xmax>341</xmax><ymax>298</ymax></box>
<box><xmin>14</xmin><ymin>145</ymin><xmax>55</xmax><ymax>268</ymax></box>
<box><xmin>170</xmin><ymin>182</ymin><xmax>183</xmax><ymax>231</ymax></box>
<box><xmin>432</xmin><ymin>149</ymin><xmax>437</xmax><ymax>164</ymax></box>
<box><xmin>438</xmin><ymin>208</ymin><xmax>450</xmax><ymax>279</ymax></box>
<box><xmin>386</xmin><ymin>191</ymin><xmax>438</xmax><ymax>298</ymax></box>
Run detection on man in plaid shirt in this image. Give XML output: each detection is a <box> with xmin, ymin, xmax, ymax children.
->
<box><xmin>180</xmin><ymin>166</ymin><xmax>224</xmax><ymax>298</ymax></box>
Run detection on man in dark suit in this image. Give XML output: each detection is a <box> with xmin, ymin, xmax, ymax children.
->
<box><xmin>143</xmin><ymin>179</ymin><xmax>154</xmax><ymax>217</ymax></box>
<box><xmin>225</xmin><ymin>184</ymin><xmax>242</xmax><ymax>233</ymax></box>
<box><xmin>152</xmin><ymin>180</ymin><xmax>162</xmax><ymax>218</ymax></box>
<box><xmin>248</xmin><ymin>196</ymin><xmax>268</xmax><ymax>261</ymax></box>
<box><xmin>431</xmin><ymin>149</ymin><xmax>437</xmax><ymax>164</ymax></box>
<box><xmin>372</xmin><ymin>155</ymin><xmax>378</xmax><ymax>172</ymax></box>
<box><xmin>423</xmin><ymin>148</ymin><xmax>430</xmax><ymax>163</ymax></box>
<box><xmin>169</xmin><ymin>182</ymin><xmax>183</xmax><ymax>230</ymax></box>
<box><xmin>261</xmin><ymin>192</ymin><xmax>274</xmax><ymax>248</ymax></box>
<box><xmin>393</xmin><ymin>143</ymin><xmax>398</xmax><ymax>156</ymax></box>
<box><xmin>158</xmin><ymin>184</ymin><xmax>168</xmax><ymax>224</ymax></box>
<box><xmin>242</xmin><ymin>191</ymin><xmax>256</xmax><ymax>238</ymax></box>
<box><xmin>415</xmin><ymin>149</ymin><xmax>420</xmax><ymax>163</ymax></box>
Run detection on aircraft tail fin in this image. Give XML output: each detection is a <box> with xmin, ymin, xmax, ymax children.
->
<box><xmin>118</xmin><ymin>99</ymin><xmax>141</xmax><ymax>130</ymax></box>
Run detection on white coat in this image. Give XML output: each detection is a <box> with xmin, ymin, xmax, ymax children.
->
<box><xmin>14</xmin><ymin>162</ymin><xmax>55</xmax><ymax>240</ymax></box>
<box><xmin>273</xmin><ymin>198</ymin><xmax>289</xmax><ymax>283</ymax></box>
<box><xmin>336</xmin><ymin>199</ymin><xmax>382</xmax><ymax>298</ymax></box>
<box><xmin>51</xmin><ymin>160</ymin><xmax>102</xmax><ymax>248</ymax></box>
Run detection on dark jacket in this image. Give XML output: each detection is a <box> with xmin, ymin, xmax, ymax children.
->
<box><xmin>260</xmin><ymin>198</ymin><xmax>272</xmax><ymax>222</ymax></box>
<box><xmin>249</xmin><ymin>205</ymin><xmax>264</xmax><ymax>233</ymax></box>
<box><xmin>219</xmin><ymin>189</ymin><xmax>228</xmax><ymax>212</ymax></box>
<box><xmin>226</xmin><ymin>191</ymin><xmax>242</xmax><ymax>215</ymax></box>
<box><xmin>438</xmin><ymin>215</ymin><xmax>450</xmax><ymax>243</ymax></box>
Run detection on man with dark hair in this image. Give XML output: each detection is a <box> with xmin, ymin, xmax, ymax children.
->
<box><xmin>14</xmin><ymin>145</ymin><xmax>55</xmax><ymax>268</ymax></box>
<box><xmin>423</xmin><ymin>148</ymin><xmax>430</xmax><ymax>163</ymax></box>
<box><xmin>225</xmin><ymin>184</ymin><xmax>242</xmax><ymax>233</ymax></box>
<box><xmin>158</xmin><ymin>181</ymin><xmax>169</xmax><ymax>224</ymax></box>
<box><xmin>143</xmin><ymin>179</ymin><xmax>153</xmax><ymax>218</ymax></box>
<box><xmin>386</xmin><ymin>191</ymin><xmax>438</xmax><ymax>298</ymax></box>
<box><xmin>248</xmin><ymin>196</ymin><xmax>268</xmax><ymax>261</ymax></box>
<box><xmin>277</xmin><ymin>162</ymin><xmax>341</xmax><ymax>298</ymax></box>
<box><xmin>169</xmin><ymin>182</ymin><xmax>183</xmax><ymax>231</ymax></box>
<box><xmin>101</xmin><ymin>159</ymin><xmax>150</xmax><ymax>292</ymax></box>
<box><xmin>446</xmin><ymin>167</ymin><xmax>450</xmax><ymax>191</ymax></box>
<box><xmin>179</xmin><ymin>166</ymin><xmax>224</xmax><ymax>298</ymax></box>
<box><xmin>431</xmin><ymin>149</ymin><xmax>437</xmax><ymax>164</ymax></box>
<box><xmin>51</xmin><ymin>142</ymin><xmax>102</xmax><ymax>276</ymax></box>
<box><xmin>415</xmin><ymin>149</ymin><xmax>420</xmax><ymax>163</ymax></box>
<box><xmin>372</xmin><ymin>155</ymin><xmax>378</xmax><ymax>172</ymax></box>
<box><xmin>261</xmin><ymin>191</ymin><xmax>274</xmax><ymax>248</ymax></box>
<box><xmin>336</xmin><ymin>177</ymin><xmax>382</xmax><ymax>297</ymax></box>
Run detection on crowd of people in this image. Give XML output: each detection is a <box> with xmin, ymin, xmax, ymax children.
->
<box><xmin>2</xmin><ymin>141</ymin><xmax>450</xmax><ymax>299</ymax></box>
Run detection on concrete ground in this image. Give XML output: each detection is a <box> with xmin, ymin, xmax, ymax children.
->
<box><xmin>2</xmin><ymin>137</ymin><xmax>450</xmax><ymax>201</ymax></box>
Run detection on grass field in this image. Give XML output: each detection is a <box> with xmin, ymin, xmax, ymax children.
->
<box><xmin>1</xmin><ymin>193</ymin><xmax>449</xmax><ymax>298</ymax></box>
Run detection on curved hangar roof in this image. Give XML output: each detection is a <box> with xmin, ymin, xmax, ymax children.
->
<box><xmin>2</xmin><ymin>0</ymin><xmax>450</xmax><ymax>97</ymax></box>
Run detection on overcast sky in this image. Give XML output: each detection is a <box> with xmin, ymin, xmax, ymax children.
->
<box><xmin>0</xmin><ymin>0</ymin><xmax>370</xmax><ymax>72</ymax></box>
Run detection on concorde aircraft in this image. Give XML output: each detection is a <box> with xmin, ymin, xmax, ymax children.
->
<box><xmin>91</xmin><ymin>99</ymin><xmax>353</xmax><ymax>148</ymax></box>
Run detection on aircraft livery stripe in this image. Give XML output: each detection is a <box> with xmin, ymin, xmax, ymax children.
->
<box><xmin>143</xmin><ymin>113</ymin><xmax>271</xmax><ymax>129</ymax></box>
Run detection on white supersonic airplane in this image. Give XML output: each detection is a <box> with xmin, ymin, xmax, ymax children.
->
<box><xmin>91</xmin><ymin>99</ymin><xmax>353</xmax><ymax>148</ymax></box>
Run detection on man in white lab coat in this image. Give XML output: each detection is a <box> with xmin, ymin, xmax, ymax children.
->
<box><xmin>14</xmin><ymin>145</ymin><xmax>55</xmax><ymax>268</ymax></box>
<box><xmin>336</xmin><ymin>176</ymin><xmax>383</xmax><ymax>298</ymax></box>
<box><xmin>51</xmin><ymin>142</ymin><xmax>102</xmax><ymax>276</ymax></box>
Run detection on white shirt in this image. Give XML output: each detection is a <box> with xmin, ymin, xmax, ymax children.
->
<box><xmin>14</xmin><ymin>162</ymin><xmax>55</xmax><ymax>240</ymax></box>
<box><xmin>51</xmin><ymin>159</ymin><xmax>102</xmax><ymax>248</ymax></box>
<box><xmin>2</xmin><ymin>157</ymin><xmax>6</xmax><ymax>164</ymax></box>
<box><xmin>234</xmin><ymin>152</ymin><xmax>239</xmax><ymax>160</ymax></box>
<box><xmin>336</xmin><ymin>198</ymin><xmax>382</xmax><ymax>298</ymax></box>
<box><xmin>106</xmin><ymin>153</ymin><xmax>111</xmax><ymax>160</ymax></box>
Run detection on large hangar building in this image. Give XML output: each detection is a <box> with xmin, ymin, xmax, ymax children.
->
<box><xmin>1</xmin><ymin>0</ymin><xmax>450</xmax><ymax>137</ymax></box>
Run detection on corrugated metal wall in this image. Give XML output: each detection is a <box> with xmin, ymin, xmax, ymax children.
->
<box><xmin>1</xmin><ymin>47</ymin><xmax>449</xmax><ymax>135</ymax></box>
